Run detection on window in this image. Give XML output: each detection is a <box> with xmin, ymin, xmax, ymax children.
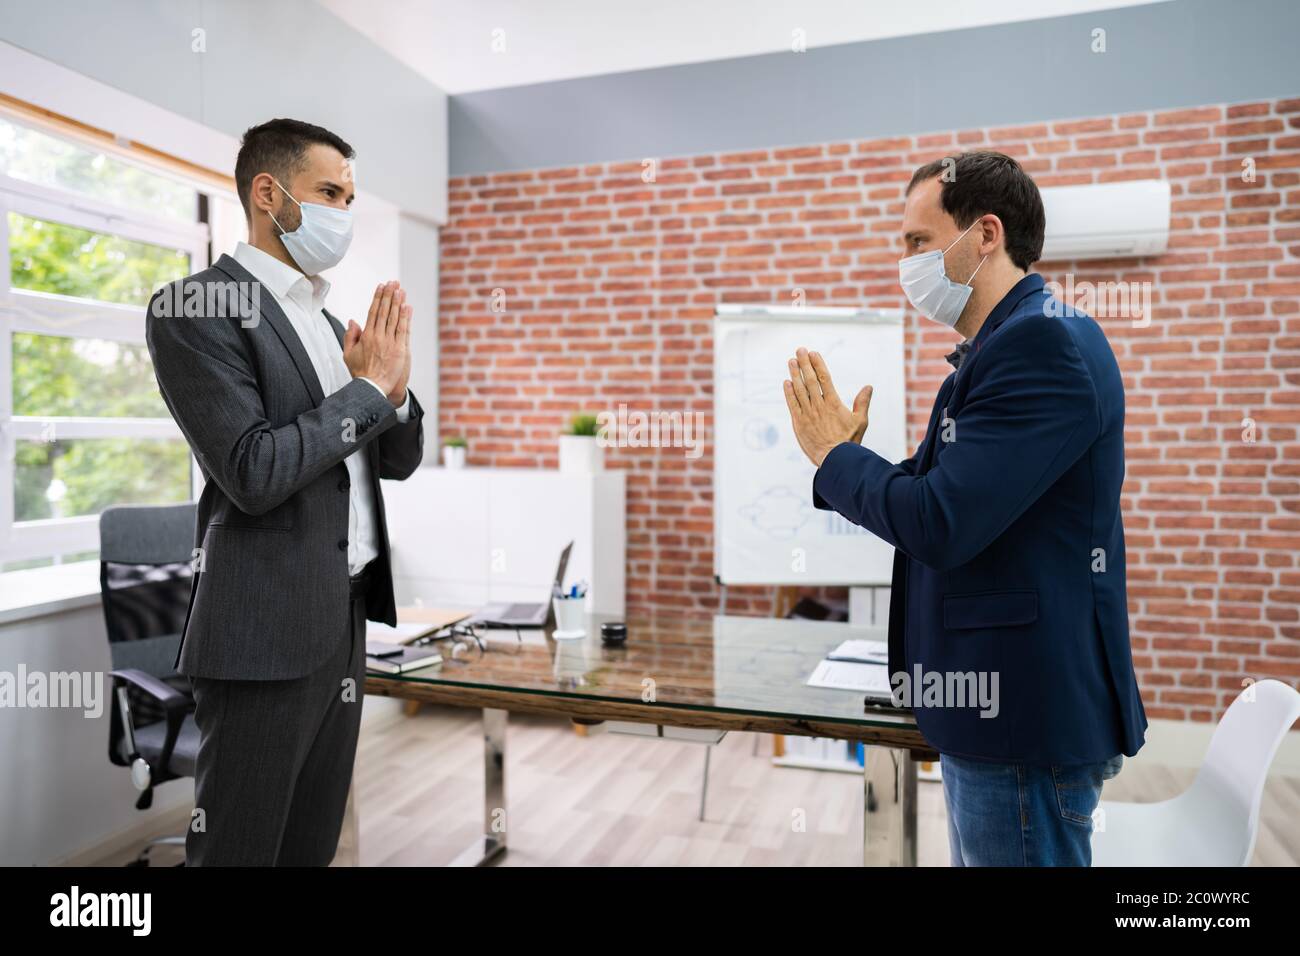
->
<box><xmin>0</xmin><ymin>112</ymin><xmax>220</xmax><ymax>569</ymax></box>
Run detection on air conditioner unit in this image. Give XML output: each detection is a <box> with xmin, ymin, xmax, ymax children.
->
<box><xmin>1039</xmin><ymin>180</ymin><xmax>1170</xmax><ymax>261</ymax></box>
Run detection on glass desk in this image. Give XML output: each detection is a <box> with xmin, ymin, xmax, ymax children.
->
<box><xmin>365</xmin><ymin>611</ymin><xmax>935</xmax><ymax>866</ymax></box>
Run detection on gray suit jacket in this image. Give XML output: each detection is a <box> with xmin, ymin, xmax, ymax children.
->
<box><xmin>145</xmin><ymin>253</ymin><xmax>424</xmax><ymax>681</ymax></box>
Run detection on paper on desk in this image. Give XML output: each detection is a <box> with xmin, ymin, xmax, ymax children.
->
<box><xmin>806</xmin><ymin>659</ymin><xmax>892</xmax><ymax>695</ymax></box>
<box><xmin>397</xmin><ymin>606</ymin><xmax>473</xmax><ymax>631</ymax></box>
<box><xmin>826</xmin><ymin>639</ymin><xmax>888</xmax><ymax>664</ymax></box>
<box><xmin>366</xmin><ymin>621</ymin><xmax>443</xmax><ymax>645</ymax></box>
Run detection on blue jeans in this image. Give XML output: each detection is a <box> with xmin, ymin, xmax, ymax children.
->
<box><xmin>941</xmin><ymin>752</ymin><xmax>1124</xmax><ymax>866</ymax></box>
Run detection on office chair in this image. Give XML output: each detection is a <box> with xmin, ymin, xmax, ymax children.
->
<box><xmin>1092</xmin><ymin>679</ymin><xmax>1300</xmax><ymax>866</ymax></box>
<box><xmin>100</xmin><ymin>502</ymin><xmax>200</xmax><ymax>866</ymax></box>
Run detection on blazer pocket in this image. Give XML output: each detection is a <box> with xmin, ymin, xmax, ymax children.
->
<box><xmin>943</xmin><ymin>589</ymin><xmax>1038</xmax><ymax>630</ymax></box>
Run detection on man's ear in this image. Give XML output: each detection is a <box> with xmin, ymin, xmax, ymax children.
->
<box><xmin>250</xmin><ymin>172</ymin><xmax>277</xmax><ymax>215</ymax></box>
<box><xmin>979</xmin><ymin>214</ymin><xmax>1005</xmax><ymax>257</ymax></box>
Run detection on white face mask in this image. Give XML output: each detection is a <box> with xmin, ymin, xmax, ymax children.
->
<box><xmin>268</xmin><ymin>179</ymin><xmax>353</xmax><ymax>275</ymax></box>
<box><xmin>897</xmin><ymin>218</ymin><xmax>988</xmax><ymax>329</ymax></box>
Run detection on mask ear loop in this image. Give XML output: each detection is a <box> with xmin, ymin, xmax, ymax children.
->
<box><xmin>943</xmin><ymin>217</ymin><xmax>982</xmax><ymax>255</ymax></box>
<box><xmin>267</xmin><ymin>178</ymin><xmax>301</xmax><ymax>237</ymax></box>
<box><xmin>951</xmin><ymin>216</ymin><xmax>989</xmax><ymax>287</ymax></box>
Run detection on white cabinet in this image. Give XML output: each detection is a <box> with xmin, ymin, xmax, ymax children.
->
<box><xmin>381</xmin><ymin>468</ymin><xmax>626</xmax><ymax>614</ymax></box>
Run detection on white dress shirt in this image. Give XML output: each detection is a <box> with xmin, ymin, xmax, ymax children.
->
<box><xmin>233</xmin><ymin>242</ymin><xmax>410</xmax><ymax>576</ymax></box>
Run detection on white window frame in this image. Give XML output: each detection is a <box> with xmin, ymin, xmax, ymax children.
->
<box><xmin>0</xmin><ymin>166</ymin><xmax>211</xmax><ymax>564</ymax></box>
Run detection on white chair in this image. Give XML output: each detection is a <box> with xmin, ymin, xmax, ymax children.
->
<box><xmin>1092</xmin><ymin>679</ymin><xmax>1300</xmax><ymax>866</ymax></box>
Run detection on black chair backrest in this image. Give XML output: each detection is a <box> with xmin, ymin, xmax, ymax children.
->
<box><xmin>99</xmin><ymin>503</ymin><xmax>197</xmax><ymax>678</ymax></box>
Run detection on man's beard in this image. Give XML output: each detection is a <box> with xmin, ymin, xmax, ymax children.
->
<box><xmin>275</xmin><ymin>198</ymin><xmax>303</xmax><ymax>241</ymax></box>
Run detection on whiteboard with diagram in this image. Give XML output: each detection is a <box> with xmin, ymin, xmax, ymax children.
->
<box><xmin>713</xmin><ymin>305</ymin><xmax>906</xmax><ymax>586</ymax></box>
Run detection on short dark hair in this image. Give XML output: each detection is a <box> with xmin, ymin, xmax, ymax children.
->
<box><xmin>234</xmin><ymin>118</ymin><xmax>355</xmax><ymax>220</ymax></box>
<box><xmin>906</xmin><ymin>151</ymin><xmax>1045</xmax><ymax>271</ymax></box>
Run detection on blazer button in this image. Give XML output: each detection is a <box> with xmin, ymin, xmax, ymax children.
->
<box><xmin>338</xmin><ymin>539</ymin><xmax>348</xmax><ymax>551</ymax></box>
<box><xmin>338</xmin><ymin>478</ymin><xmax>350</xmax><ymax>492</ymax></box>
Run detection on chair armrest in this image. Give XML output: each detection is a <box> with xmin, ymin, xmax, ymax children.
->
<box><xmin>110</xmin><ymin>668</ymin><xmax>190</xmax><ymax>713</ymax></box>
<box><xmin>109</xmin><ymin>669</ymin><xmax>192</xmax><ymax>777</ymax></box>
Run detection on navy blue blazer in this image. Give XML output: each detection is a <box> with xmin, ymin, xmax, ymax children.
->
<box><xmin>813</xmin><ymin>273</ymin><xmax>1147</xmax><ymax>764</ymax></box>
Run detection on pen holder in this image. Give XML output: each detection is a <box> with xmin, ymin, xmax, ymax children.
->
<box><xmin>551</xmin><ymin>596</ymin><xmax>586</xmax><ymax>640</ymax></box>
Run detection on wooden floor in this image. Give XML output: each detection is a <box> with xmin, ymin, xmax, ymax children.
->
<box><xmin>83</xmin><ymin>703</ymin><xmax>1300</xmax><ymax>866</ymax></box>
<box><xmin>356</xmin><ymin>706</ymin><xmax>951</xmax><ymax>867</ymax></box>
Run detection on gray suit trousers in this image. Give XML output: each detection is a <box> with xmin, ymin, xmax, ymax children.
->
<box><xmin>185</xmin><ymin>591</ymin><xmax>367</xmax><ymax>866</ymax></box>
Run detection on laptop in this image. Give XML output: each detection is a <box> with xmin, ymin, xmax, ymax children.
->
<box><xmin>471</xmin><ymin>541</ymin><xmax>573</xmax><ymax>628</ymax></box>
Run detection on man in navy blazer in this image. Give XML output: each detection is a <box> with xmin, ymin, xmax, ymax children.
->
<box><xmin>784</xmin><ymin>151</ymin><xmax>1147</xmax><ymax>866</ymax></box>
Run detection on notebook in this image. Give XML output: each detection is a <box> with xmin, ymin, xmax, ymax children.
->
<box><xmin>365</xmin><ymin>644</ymin><xmax>444</xmax><ymax>675</ymax></box>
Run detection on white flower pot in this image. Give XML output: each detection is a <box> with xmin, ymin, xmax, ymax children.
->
<box><xmin>442</xmin><ymin>445</ymin><xmax>467</xmax><ymax>469</ymax></box>
<box><xmin>558</xmin><ymin>434</ymin><xmax>603</xmax><ymax>473</ymax></box>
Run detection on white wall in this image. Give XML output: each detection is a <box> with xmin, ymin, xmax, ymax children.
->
<box><xmin>399</xmin><ymin>215</ymin><xmax>441</xmax><ymax>445</ymax></box>
<box><xmin>0</xmin><ymin>0</ymin><xmax>448</xmax><ymax>221</ymax></box>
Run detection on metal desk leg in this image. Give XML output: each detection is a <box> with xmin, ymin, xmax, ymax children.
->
<box><xmin>450</xmin><ymin>707</ymin><xmax>509</xmax><ymax>866</ymax></box>
<box><xmin>862</xmin><ymin>746</ymin><xmax>918</xmax><ymax>867</ymax></box>
<box><xmin>699</xmin><ymin>745</ymin><xmax>712</xmax><ymax>822</ymax></box>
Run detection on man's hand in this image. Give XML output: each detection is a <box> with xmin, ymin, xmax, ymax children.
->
<box><xmin>344</xmin><ymin>280</ymin><xmax>412</xmax><ymax>406</ymax></box>
<box><xmin>783</xmin><ymin>347</ymin><xmax>872</xmax><ymax>467</ymax></box>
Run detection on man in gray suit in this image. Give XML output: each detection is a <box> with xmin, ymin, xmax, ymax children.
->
<box><xmin>146</xmin><ymin>118</ymin><xmax>424</xmax><ymax>865</ymax></box>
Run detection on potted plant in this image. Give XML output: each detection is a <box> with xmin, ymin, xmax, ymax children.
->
<box><xmin>558</xmin><ymin>412</ymin><xmax>604</xmax><ymax>473</ymax></box>
<box><xmin>442</xmin><ymin>434</ymin><xmax>467</xmax><ymax>469</ymax></box>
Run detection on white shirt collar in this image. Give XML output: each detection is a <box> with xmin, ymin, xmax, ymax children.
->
<box><xmin>232</xmin><ymin>241</ymin><xmax>330</xmax><ymax>309</ymax></box>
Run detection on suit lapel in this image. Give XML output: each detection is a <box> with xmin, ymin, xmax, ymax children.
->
<box><xmin>212</xmin><ymin>254</ymin><xmax>326</xmax><ymax>407</ymax></box>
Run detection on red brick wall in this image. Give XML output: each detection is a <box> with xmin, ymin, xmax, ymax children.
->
<box><xmin>439</xmin><ymin>97</ymin><xmax>1300</xmax><ymax>723</ymax></box>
